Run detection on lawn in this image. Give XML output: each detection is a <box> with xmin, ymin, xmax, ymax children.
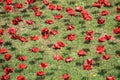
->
<box><xmin>0</xmin><ymin>0</ymin><xmax>120</xmax><ymax>80</ymax></box>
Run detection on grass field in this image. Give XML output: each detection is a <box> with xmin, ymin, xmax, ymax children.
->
<box><xmin>0</xmin><ymin>0</ymin><xmax>120</xmax><ymax>80</ymax></box>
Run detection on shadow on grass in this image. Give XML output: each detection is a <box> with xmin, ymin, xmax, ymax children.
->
<box><xmin>97</xmin><ymin>69</ymin><xmax>107</xmax><ymax>76</ymax></box>
<box><xmin>0</xmin><ymin>58</ymin><xmax>5</xmax><ymax>63</ymax></box>
<box><xmin>115</xmin><ymin>66</ymin><xmax>120</xmax><ymax>70</ymax></box>
<box><xmin>15</xmin><ymin>69</ymin><xmax>23</xmax><ymax>73</ymax></box>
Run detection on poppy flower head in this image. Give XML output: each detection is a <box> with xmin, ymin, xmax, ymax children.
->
<box><xmin>62</xmin><ymin>74</ymin><xmax>70</xmax><ymax>80</ymax></box>
<box><xmin>65</xmin><ymin>57</ymin><xmax>74</xmax><ymax>63</ymax></box>
<box><xmin>106</xmin><ymin>76</ymin><xmax>115</xmax><ymax>80</ymax></box>
<box><xmin>4</xmin><ymin>67</ymin><xmax>14</xmax><ymax>74</ymax></box>
<box><xmin>66</xmin><ymin>34</ymin><xmax>76</xmax><ymax>41</ymax></box>
<box><xmin>18</xmin><ymin>63</ymin><xmax>27</xmax><ymax>69</ymax></box>
<box><xmin>39</xmin><ymin>62</ymin><xmax>49</xmax><ymax>69</ymax></box>
<box><xmin>53</xmin><ymin>54</ymin><xmax>63</xmax><ymax>61</ymax></box>
<box><xmin>78</xmin><ymin>50</ymin><xmax>87</xmax><ymax>57</ymax></box>
<box><xmin>17</xmin><ymin>75</ymin><xmax>26</xmax><ymax>80</ymax></box>
<box><xmin>83</xmin><ymin>63</ymin><xmax>92</xmax><ymax>70</ymax></box>
<box><xmin>5</xmin><ymin>53</ymin><xmax>12</xmax><ymax>61</ymax></box>
<box><xmin>96</xmin><ymin>45</ymin><xmax>105</xmax><ymax>54</ymax></box>
<box><xmin>36</xmin><ymin>71</ymin><xmax>45</xmax><ymax>76</ymax></box>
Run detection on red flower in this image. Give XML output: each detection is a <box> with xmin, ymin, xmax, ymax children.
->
<box><xmin>86</xmin><ymin>58</ymin><xmax>94</xmax><ymax>65</ymax></box>
<box><xmin>0</xmin><ymin>48</ymin><xmax>8</xmax><ymax>54</ymax></box>
<box><xmin>56</xmin><ymin>5</ymin><xmax>62</xmax><ymax>11</ymax></box>
<box><xmin>34</xmin><ymin>11</ymin><xmax>42</xmax><ymax>17</ymax></box>
<box><xmin>117</xmin><ymin>6</ymin><xmax>120</xmax><ymax>13</ymax></box>
<box><xmin>5</xmin><ymin>53</ymin><xmax>12</xmax><ymax>61</ymax></box>
<box><xmin>53</xmin><ymin>54</ymin><xmax>63</xmax><ymax>61</ymax></box>
<box><xmin>118</xmin><ymin>53</ymin><xmax>120</xmax><ymax>57</ymax></box>
<box><xmin>18</xmin><ymin>63</ymin><xmax>27</xmax><ymax>69</ymax></box>
<box><xmin>50</xmin><ymin>30</ymin><xmax>58</xmax><ymax>35</ymax></box>
<box><xmin>98</xmin><ymin>36</ymin><xmax>106</xmax><ymax>42</ymax></box>
<box><xmin>25</xmin><ymin>20</ymin><xmax>34</xmax><ymax>25</ymax></box>
<box><xmin>102</xmin><ymin>54</ymin><xmax>110</xmax><ymax>60</ymax></box>
<box><xmin>43</xmin><ymin>0</ymin><xmax>49</xmax><ymax>5</ymax></box>
<box><xmin>12</xmin><ymin>16</ymin><xmax>23</xmax><ymax>25</ymax></box>
<box><xmin>78</xmin><ymin>50</ymin><xmax>87</xmax><ymax>57</ymax></box>
<box><xmin>32</xmin><ymin>6</ymin><xmax>39</xmax><ymax>12</ymax></box>
<box><xmin>93</xmin><ymin>2</ymin><xmax>101</xmax><ymax>8</ymax></box>
<box><xmin>84</xmin><ymin>35</ymin><xmax>93</xmax><ymax>41</ymax></box>
<box><xmin>57</xmin><ymin>41</ymin><xmax>65</xmax><ymax>47</ymax></box>
<box><xmin>25</xmin><ymin>0</ymin><xmax>36</xmax><ymax>4</ymax></box>
<box><xmin>0</xmin><ymin>29</ymin><xmax>4</xmax><ymax>37</ymax></box>
<box><xmin>66</xmin><ymin>8</ymin><xmax>76</xmax><ymax>16</ymax></box>
<box><xmin>41</xmin><ymin>28</ymin><xmax>49</xmax><ymax>39</ymax></box>
<box><xmin>105</xmin><ymin>35</ymin><xmax>112</xmax><ymax>40</ymax></box>
<box><xmin>101</xmin><ymin>10</ymin><xmax>109</xmax><ymax>16</ymax></box>
<box><xmin>7</xmin><ymin>27</ymin><xmax>16</xmax><ymax>35</ymax></box>
<box><xmin>65</xmin><ymin>57</ymin><xmax>74</xmax><ymax>63</ymax></box>
<box><xmin>116</xmin><ymin>14</ymin><xmax>120</xmax><ymax>22</ymax></box>
<box><xmin>17</xmin><ymin>75</ymin><xmax>26</xmax><ymax>80</ymax></box>
<box><xmin>4</xmin><ymin>67</ymin><xmax>14</xmax><ymax>74</ymax></box>
<box><xmin>75</xmin><ymin>6</ymin><xmax>83</xmax><ymax>12</ymax></box>
<box><xmin>66</xmin><ymin>34</ymin><xmax>76</xmax><ymax>41</ymax></box>
<box><xmin>0</xmin><ymin>38</ymin><xmax>4</xmax><ymax>45</ymax></box>
<box><xmin>36</xmin><ymin>71</ymin><xmax>45</xmax><ymax>76</ymax></box>
<box><xmin>19</xmin><ymin>36</ymin><xmax>28</xmax><ymax>42</ymax></box>
<box><xmin>15</xmin><ymin>3</ymin><xmax>23</xmax><ymax>9</ymax></box>
<box><xmin>104</xmin><ymin>1</ymin><xmax>110</xmax><ymax>7</ymax></box>
<box><xmin>18</xmin><ymin>55</ymin><xmax>27</xmax><ymax>61</ymax></box>
<box><xmin>5</xmin><ymin>5</ymin><xmax>13</xmax><ymax>12</ymax></box>
<box><xmin>1</xmin><ymin>74</ymin><xmax>10</xmax><ymax>80</ymax></box>
<box><xmin>48</xmin><ymin>4</ymin><xmax>56</xmax><ymax>10</ymax></box>
<box><xmin>52</xmin><ymin>43</ymin><xmax>61</xmax><ymax>49</ymax></box>
<box><xmin>30</xmin><ymin>35</ymin><xmax>39</xmax><ymax>41</ymax></box>
<box><xmin>31</xmin><ymin>47</ymin><xmax>40</xmax><ymax>53</ymax></box>
<box><xmin>45</xmin><ymin>19</ymin><xmax>54</xmax><ymax>24</ymax></box>
<box><xmin>67</xmin><ymin>24</ymin><xmax>74</xmax><ymax>31</ymax></box>
<box><xmin>96</xmin><ymin>45</ymin><xmax>104</xmax><ymax>54</ymax></box>
<box><xmin>97</xmin><ymin>18</ymin><xmax>105</xmax><ymax>24</ymax></box>
<box><xmin>62</xmin><ymin>74</ymin><xmax>70</xmax><ymax>80</ymax></box>
<box><xmin>54</xmin><ymin>14</ymin><xmax>63</xmax><ymax>20</ymax></box>
<box><xmin>83</xmin><ymin>63</ymin><xmax>92</xmax><ymax>70</ymax></box>
<box><xmin>106</xmin><ymin>76</ymin><xmax>115</xmax><ymax>80</ymax></box>
<box><xmin>86</xmin><ymin>30</ymin><xmax>94</xmax><ymax>36</ymax></box>
<box><xmin>81</xmin><ymin>10</ymin><xmax>92</xmax><ymax>21</ymax></box>
<box><xmin>5</xmin><ymin>0</ymin><xmax>13</xmax><ymax>5</ymax></box>
<box><xmin>39</xmin><ymin>62</ymin><xmax>49</xmax><ymax>68</ymax></box>
<box><xmin>113</xmin><ymin>26</ymin><xmax>120</xmax><ymax>34</ymax></box>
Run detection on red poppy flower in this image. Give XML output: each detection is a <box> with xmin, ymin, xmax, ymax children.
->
<box><xmin>45</xmin><ymin>19</ymin><xmax>54</xmax><ymax>24</ymax></box>
<box><xmin>18</xmin><ymin>55</ymin><xmax>27</xmax><ymax>61</ymax></box>
<box><xmin>97</xmin><ymin>18</ymin><xmax>105</xmax><ymax>24</ymax></box>
<box><xmin>102</xmin><ymin>54</ymin><xmax>110</xmax><ymax>60</ymax></box>
<box><xmin>98</xmin><ymin>36</ymin><xmax>106</xmax><ymax>42</ymax></box>
<box><xmin>39</xmin><ymin>62</ymin><xmax>49</xmax><ymax>68</ymax></box>
<box><xmin>30</xmin><ymin>35</ymin><xmax>39</xmax><ymax>41</ymax></box>
<box><xmin>66</xmin><ymin>8</ymin><xmax>76</xmax><ymax>16</ymax></box>
<box><xmin>32</xmin><ymin>6</ymin><xmax>39</xmax><ymax>12</ymax></box>
<box><xmin>5</xmin><ymin>53</ymin><xmax>12</xmax><ymax>61</ymax></box>
<box><xmin>7</xmin><ymin>27</ymin><xmax>16</xmax><ymax>35</ymax></box>
<box><xmin>67</xmin><ymin>24</ymin><xmax>74</xmax><ymax>31</ymax></box>
<box><xmin>41</xmin><ymin>28</ymin><xmax>49</xmax><ymax>39</ymax></box>
<box><xmin>43</xmin><ymin>0</ymin><xmax>49</xmax><ymax>5</ymax></box>
<box><xmin>1</xmin><ymin>74</ymin><xmax>10</xmax><ymax>80</ymax></box>
<box><xmin>86</xmin><ymin>58</ymin><xmax>94</xmax><ymax>65</ymax></box>
<box><xmin>54</xmin><ymin>14</ymin><xmax>63</xmax><ymax>20</ymax></box>
<box><xmin>18</xmin><ymin>63</ymin><xmax>27</xmax><ymax>69</ymax></box>
<box><xmin>66</xmin><ymin>34</ymin><xmax>76</xmax><ymax>41</ymax></box>
<box><xmin>86</xmin><ymin>30</ymin><xmax>94</xmax><ymax>36</ymax></box>
<box><xmin>5</xmin><ymin>5</ymin><xmax>13</xmax><ymax>12</ymax></box>
<box><xmin>117</xmin><ymin>6</ymin><xmax>120</xmax><ymax>13</ymax></box>
<box><xmin>50</xmin><ymin>30</ymin><xmax>58</xmax><ymax>35</ymax></box>
<box><xmin>48</xmin><ymin>4</ymin><xmax>56</xmax><ymax>10</ymax></box>
<box><xmin>83</xmin><ymin>63</ymin><xmax>92</xmax><ymax>70</ymax></box>
<box><xmin>101</xmin><ymin>10</ymin><xmax>109</xmax><ymax>16</ymax></box>
<box><xmin>75</xmin><ymin>6</ymin><xmax>83</xmax><ymax>12</ymax></box>
<box><xmin>0</xmin><ymin>0</ymin><xmax>2</xmax><ymax>2</ymax></box>
<box><xmin>116</xmin><ymin>15</ymin><xmax>120</xmax><ymax>22</ymax></box>
<box><xmin>12</xmin><ymin>16</ymin><xmax>22</xmax><ymax>25</ymax></box>
<box><xmin>96</xmin><ymin>45</ymin><xmax>104</xmax><ymax>54</ymax></box>
<box><xmin>93</xmin><ymin>2</ymin><xmax>101</xmax><ymax>8</ymax></box>
<box><xmin>19</xmin><ymin>36</ymin><xmax>28</xmax><ymax>42</ymax></box>
<box><xmin>53</xmin><ymin>54</ymin><xmax>63</xmax><ymax>61</ymax></box>
<box><xmin>25</xmin><ymin>0</ymin><xmax>36</xmax><ymax>4</ymax></box>
<box><xmin>84</xmin><ymin>35</ymin><xmax>93</xmax><ymax>41</ymax></box>
<box><xmin>118</xmin><ymin>53</ymin><xmax>120</xmax><ymax>57</ymax></box>
<box><xmin>56</xmin><ymin>41</ymin><xmax>65</xmax><ymax>48</ymax></box>
<box><xmin>15</xmin><ymin>3</ymin><xmax>23</xmax><ymax>9</ymax></box>
<box><xmin>65</xmin><ymin>57</ymin><xmax>74</xmax><ymax>63</ymax></box>
<box><xmin>105</xmin><ymin>35</ymin><xmax>112</xmax><ymax>40</ymax></box>
<box><xmin>34</xmin><ymin>11</ymin><xmax>42</xmax><ymax>17</ymax></box>
<box><xmin>104</xmin><ymin>1</ymin><xmax>110</xmax><ymax>7</ymax></box>
<box><xmin>52</xmin><ymin>43</ymin><xmax>61</xmax><ymax>49</ymax></box>
<box><xmin>5</xmin><ymin>0</ymin><xmax>13</xmax><ymax>5</ymax></box>
<box><xmin>78</xmin><ymin>50</ymin><xmax>87</xmax><ymax>57</ymax></box>
<box><xmin>81</xmin><ymin>10</ymin><xmax>92</xmax><ymax>21</ymax></box>
<box><xmin>31</xmin><ymin>47</ymin><xmax>40</xmax><ymax>53</ymax></box>
<box><xmin>17</xmin><ymin>75</ymin><xmax>26</xmax><ymax>80</ymax></box>
<box><xmin>0</xmin><ymin>38</ymin><xmax>4</xmax><ymax>45</ymax></box>
<box><xmin>25</xmin><ymin>20</ymin><xmax>34</xmax><ymax>25</ymax></box>
<box><xmin>62</xmin><ymin>74</ymin><xmax>70</xmax><ymax>80</ymax></box>
<box><xmin>36</xmin><ymin>71</ymin><xmax>45</xmax><ymax>76</ymax></box>
<box><xmin>106</xmin><ymin>76</ymin><xmax>115</xmax><ymax>80</ymax></box>
<box><xmin>4</xmin><ymin>67</ymin><xmax>14</xmax><ymax>74</ymax></box>
<box><xmin>0</xmin><ymin>48</ymin><xmax>8</xmax><ymax>54</ymax></box>
<box><xmin>113</xmin><ymin>26</ymin><xmax>120</xmax><ymax>34</ymax></box>
<box><xmin>0</xmin><ymin>29</ymin><xmax>4</xmax><ymax>37</ymax></box>
<box><xmin>56</xmin><ymin>5</ymin><xmax>62</xmax><ymax>11</ymax></box>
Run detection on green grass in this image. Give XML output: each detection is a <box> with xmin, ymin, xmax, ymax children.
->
<box><xmin>0</xmin><ymin>0</ymin><xmax>120</xmax><ymax>80</ymax></box>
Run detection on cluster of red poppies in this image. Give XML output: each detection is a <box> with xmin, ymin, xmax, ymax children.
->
<box><xmin>0</xmin><ymin>0</ymin><xmax>120</xmax><ymax>80</ymax></box>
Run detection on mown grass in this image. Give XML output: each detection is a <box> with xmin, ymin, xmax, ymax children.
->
<box><xmin>0</xmin><ymin>0</ymin><xmax>120</xmax><ymax>80</ymax></box>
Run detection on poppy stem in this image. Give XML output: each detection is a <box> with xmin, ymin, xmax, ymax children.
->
<box><xmin>57</xmin><ymin>60</ymin><xmax>60</xmax><ymax>70</ymax></box>
<box><xmin>88</xmin><ymin>70</ymin><xmax>90</xmax><ymax>80</ymax></box>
